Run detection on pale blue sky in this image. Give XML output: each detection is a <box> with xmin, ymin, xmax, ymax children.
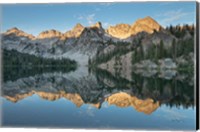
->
<box><xmin>2</xmin><ymin>2</ymin><xmax>196</xmax><ymax>36</ymax></box>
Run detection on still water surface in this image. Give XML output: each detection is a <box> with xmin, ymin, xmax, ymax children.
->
<box><xmin>1</xmin><ymin>66</ymin><xmax>196</xmax><ymax>130</ymax></box>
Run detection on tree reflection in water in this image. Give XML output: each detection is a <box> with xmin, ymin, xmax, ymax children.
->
<box><xmin>2</xmin><ymin>66</ymin><xmax>195</xmax><ymax>115</ymax></box>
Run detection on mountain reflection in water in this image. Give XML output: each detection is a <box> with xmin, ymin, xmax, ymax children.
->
<box><xmin>2</xmin><ymin>66</ymin><xmax>194</xmax><ymax>111</ymax></box>
<box><xmin>1</xmin><ymin>66</ymin><xmax>195</xmax><ymax>129</ymax></box>
<box><xmin>3</xmin><ymin>90</ymin><xmax>160</xmax><ymax>115</ymax></box>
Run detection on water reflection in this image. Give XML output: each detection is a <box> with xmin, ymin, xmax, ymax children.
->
<box><xmin>2</xmin><ymin>66</ymin><xmax>194</xmax><ymax>111</ymax></box>
<box><xmin>2</xmin><ymin>67</ymin><xmax>195</xmax><ymax>130</ymax></box>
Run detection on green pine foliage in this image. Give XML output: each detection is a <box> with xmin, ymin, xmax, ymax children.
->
<box><xmin>131</xmin><ymin>25</ymin><xmax>194</xmax><ymax>65</ymax></box>
<box><xmin>131</xmin><ymin>38</ymin><xmax>194</xmax><ymax>64</ymax></box>
<box><xmin>3</xmin><ymin>49</ymin><xmax>77</xmax><ymax>68</ymax></box>
<box><xmin>91</xmin><ymin>42</ymin><xmax>133</xmax><ymax>66</ymax></box>
<box><xmin>89</xmin><ymin>25</ymin><xmax>194</xmax><ymax>67</ymax></box>
<box><xmin>166</xmin><ymin>24</ymin><xmax>195</xmax><ymax>38</ymax></box>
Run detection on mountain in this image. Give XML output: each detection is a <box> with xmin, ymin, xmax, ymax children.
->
<box><xmin>106</xmin><ymin>24</ymin><xmax>131</xmax><ymax>39</ymax></box>
<box><xmin>2</xmin><ymin>21</ymin><xmax>111</xmax><ymax>65</ymax></box>
<box><xmin>64</xmin><ymin>23</ymin><xmax>84</xmax><ymax>38</ymax></box>
<box><xmin>91</xmin><ymin>22</ymin><xmax>105</xmax><ymax>32</ymax></box>
<box><xmin>93</xmin><ymin>22</ymin><xmax>194</xmax><ymax>73</ymax></box>
<box><xmin>37</xmin><ymin>29</ymin><xmax>63</xmax><ymax>39</ymax></box>
<box><xmin>1</xmin><ymin>16</ymin><xmax>194</xmax><ymax>66</ymax></box>
<box><xmin>2</xmin><ymin>27</ymin><xmax>35</xmax><ymax>41</ymax></box>
<box><xmin>106</xmin><ymin>16</ymin><xmax>161</xmax><ymax>39</ymax></box>
<box><xmin>131</xmin><ymin>16</ymin><xmax>161</xmax><ymax>34</ymax></box>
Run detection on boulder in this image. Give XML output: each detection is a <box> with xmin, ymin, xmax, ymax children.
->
<box><xmin>133</xmin><ymin>60</ymin><xmax>158</xmax><ymax>69</ymax></box>
<box><xmin>158</xmin><ymin>58</ymin><xmax>177</xmax><ymax>69</ymax></box>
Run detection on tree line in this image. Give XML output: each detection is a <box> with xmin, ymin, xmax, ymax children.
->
<box><xmin>3</xmin><ymin>49</ymin><xmax>77</xmax><ymax>68</ymax></box>
<box><xmin>132</xmin><ymin>38</ymin><xmax>194</xmax><ymax>64</ymax></box>
<box><xmin>89</xmin><ymin>41</ymin><xmax>133</xmax><ymax>66</ymax></box>
<box><xmin>166</xmin><ymin>24</ymin><xmax>195</xmax><ymax>38</ymax></box>
<box><xmin>89</xmin><ymin>24</ymin><xmax>194</xmax><ymax>67</ymax></box>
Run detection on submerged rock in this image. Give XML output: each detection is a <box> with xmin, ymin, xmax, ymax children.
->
<box><xmin>133</xmin><ymin>60</ymin><xmax>158</xmax><ymax>69</ymax></box>
<box><xmin>158</xmin><ymin>70</ymin><xmax>177</xmax><ymax>80</ymax></box>
<box><xmin>158</xmin><ymin>58</ymin><xmax>177</xmax><ymax>69</ymax></box>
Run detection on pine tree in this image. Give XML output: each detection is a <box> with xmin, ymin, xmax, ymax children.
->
<box><xmin>139</xmin><ymin>44</ymin><xmax>144</xmax><ymax>60</ymax></box>
<box><xmin>159</xmin><ymin>40</ymin><xmax>164</xmax><ymax>59</ymax></box>
<box><xmin>172</xmin><ymin>39</ymin><xmax>176</xmax><ymax>61</ymax></box>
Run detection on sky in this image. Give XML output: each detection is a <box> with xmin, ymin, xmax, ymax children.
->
<box><xmin>1</xmin><ymin>2</ymin><xmax>197</xmax><ymax>36</ymax></box>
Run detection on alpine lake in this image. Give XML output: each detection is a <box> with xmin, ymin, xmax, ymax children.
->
<box><xmin>1</xmin><ymin>64</ymin><xmax>196</xmax><ymax>130</ymax></box>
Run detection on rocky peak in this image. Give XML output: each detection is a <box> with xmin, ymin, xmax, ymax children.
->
<box><xmin>73</xmin><ymin>23</ymin><xmax>84</xmax><ymax>31</ymax></box>
<box><xmin>131</xmin><ymin>16</ymin><xmax>161</xmax><ymax>34</ymax></box>
<box><xmin>90</xmin><ymin>22</ymin><xmax>105</xmax><ymax>35</ymax></box>
<box><xmin>37</xmin><ymin>29</ymin><xmax>63</xmax><ymax>39</ymax></box>
<box><xmin>106</xmin><ymin>23</ymin><xmax>131</xmax><ymax>39</ymax></box>
<box><xmin>64</xmin><ymin>23</ymin><xmax>84</xmax><ymax>38</ymax></box>
<box><xmin>4</xmin><ymin>27</ymin><xmax>35</xmax><ymax>39</ymax></box>
<box><xmin>6</xmin><ymin>27</ymin><xmax>20</xmax><ymax>33</ymax></box>
<box><xmin>106</xmin><ymin>16</ymin><xmax>161</xmax><ymax>39</ymax></box>
<box><xmin>91</xmin><ymin>22</ymin><xmax>103</xmax><ymax>29</ymax></box>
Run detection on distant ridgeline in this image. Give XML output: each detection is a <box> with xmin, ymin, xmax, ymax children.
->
<box><xmin>1</xmin><ymin>16</ymin><xmax>195</xmax><ymax>71</ymax></box>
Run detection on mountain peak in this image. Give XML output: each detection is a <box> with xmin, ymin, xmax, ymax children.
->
<box><xmin>4</xmin><ymin>27</ymin><xmax>35</xmax><ymax>39</ymax></box>
<box><xmin>135</xmin><ymin>16</ymin><xmax>159</xmax><ymax>25</ymax></box>
<box><xmin>107</xmin><ymin>16</ymin><xmax>161</xmax><ymax>39</ymax></box>
<box><xmin>6</xmin><ymin>27</ymin><xmax>25</xmax><ymax>35</ymax></box>
<box><xmin>7</xmin><ymin>27</ymin><xmax>20</xmax><ymax>32</ymax></box>
<box><xmin>73</xmin><ymin>23</ymin><xmax>84</xmax><ymax>30</ymax></box>
<box><xmin>65</xmin><ymin>23</ymin><xmax>84</xmax><ymax>38</ymax></box>
<box><xmin>144</xmin><ymin>16</ymin><xmax>154</xmax><ymax>20</ymax></box>
<box><xmin>37</xmin><ymin>29</ymin><xmax>63</xmax><ymax>39</ymax></box>
<box><xmin>106</xmin><ymin>23</ymin><xmax>131</xmax><ymax>39</ymax></box>
<box><xmin>132</xmin><ymin>16</ymin><xmax>161</xmax><ymax>33</ymax></box>
<box><xmin>91</xmin><ymin>22</ymin><xmax>103</xmax><ymax>29</ymax></box>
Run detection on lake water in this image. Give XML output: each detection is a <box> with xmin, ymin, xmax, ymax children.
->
<box><xmin>1</xmin><ymin>66</ymin><xmax>196</xmax><ymax>130</ymax></box>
